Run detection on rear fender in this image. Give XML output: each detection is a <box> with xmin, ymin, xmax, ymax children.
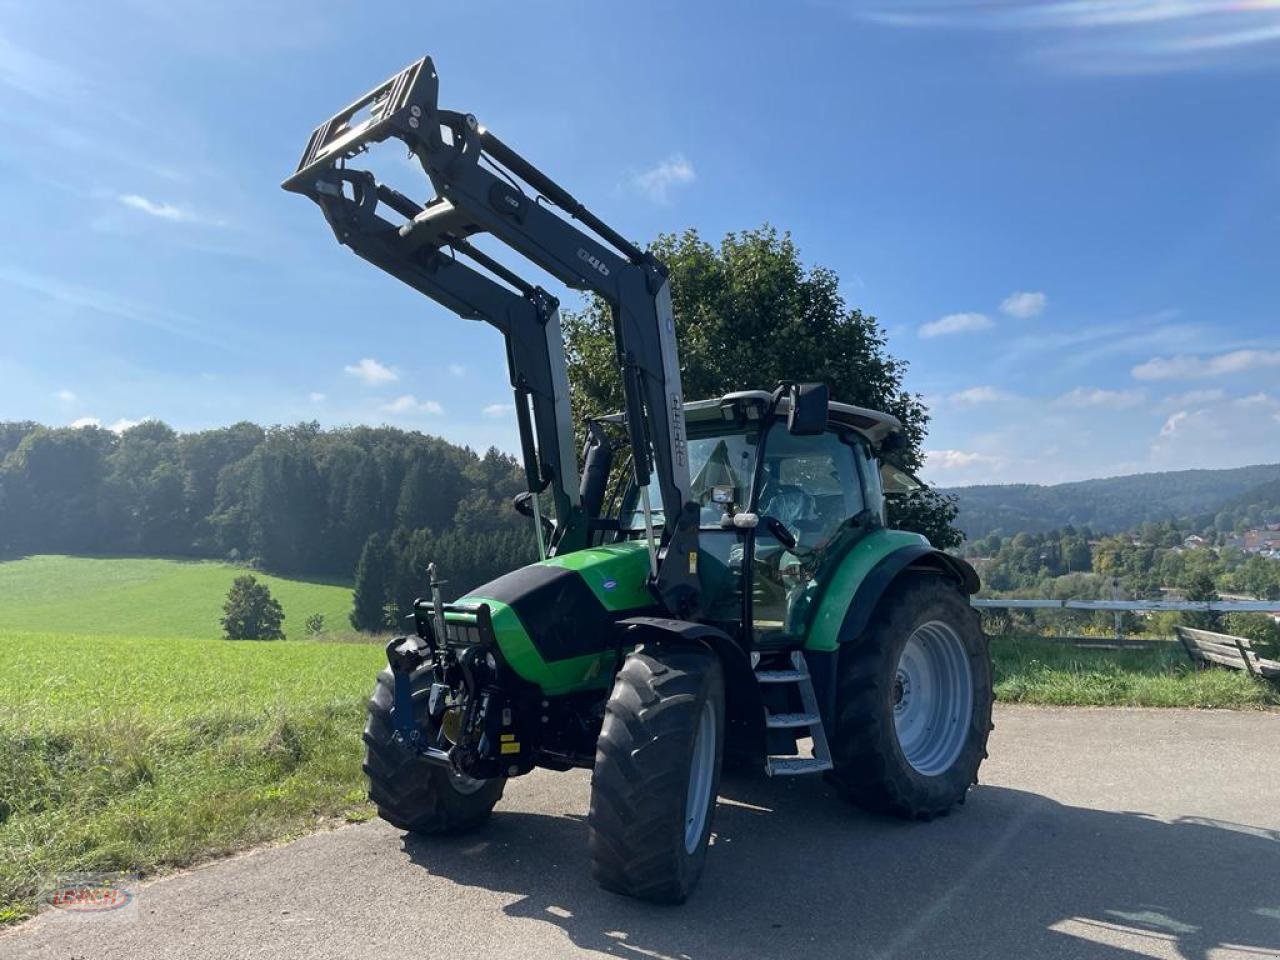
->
<box><xmin>838</xmin><ymin>545</ymin><xmax>980</xmax><ymax>645</ymax></box>
<box><xmin>615</xmin><ymin>616</ymin><xmax>765</xmax><ymax>767</ymax></box>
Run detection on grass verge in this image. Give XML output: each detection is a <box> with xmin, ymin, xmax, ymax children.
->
<box><xmin>0</xmin><ymin>631</ymin><xmax>382</xmax><ymax>926</ymax></box>
<box><xmin>991</xmin><ymin>638</ymin><xmax>1280</xmax><ymax>708</ymax></box>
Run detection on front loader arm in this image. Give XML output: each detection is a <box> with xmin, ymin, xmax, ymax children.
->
<box><xmin>304</xmin><ymin>167</ymin><xmax>588</xmax><ymax>554</ymax></box>
<box><xmin>283</xmin><ymin>56</ymin><xmax>700</xmax><ymax>614</ymax></box>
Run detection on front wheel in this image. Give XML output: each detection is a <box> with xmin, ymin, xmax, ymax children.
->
<box><xmin>830</xmin><ymin>575</ymin><xmax>992</xmax><ymax>819</ymax></box>
<box><xmin>362</xmin><ymin>668</ymin><xmax>505</xmax><ymax>834</ymax></box>
<box><xmin>588</xmin><ymin>644</ymin><xmax>725</xmax><ymax>903</ymax></box>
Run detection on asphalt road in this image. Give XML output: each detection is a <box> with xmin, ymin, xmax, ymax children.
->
<box><xmin>6</xmin><ymin>705</ymin><xmax>1280</xmax><ymax>960</ymax></box>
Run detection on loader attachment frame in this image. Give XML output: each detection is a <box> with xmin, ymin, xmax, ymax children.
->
<box><xmin>283</xmin><ymin>56</ymin><xmax>700</xmax><ymax>615</ymax></box>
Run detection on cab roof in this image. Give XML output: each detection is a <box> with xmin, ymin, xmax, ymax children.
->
<box><xmin>600</xmin><ymin>389</ymin><xmax>902</xmax><ymax>445</ymax></box>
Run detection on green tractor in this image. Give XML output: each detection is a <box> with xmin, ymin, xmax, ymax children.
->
<box><xmin>285</xmin><ymin>56</ymin><xmax>992</xmax><ymax>903</ymax></box>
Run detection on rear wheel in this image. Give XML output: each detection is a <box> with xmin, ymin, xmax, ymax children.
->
<box><xmin>830</xmin><ymin>575</ymin><xmax>992</xmax><ymax>819</ymax></box>
<box><xmin>362</xmin><ymin>668</ymin><xmax>505</xmax><ymax>834</ymax></box>
<box><xmin>588</xmin><ymin>644</ymin><xmax>725</xmax><ymax>903</ymax></box>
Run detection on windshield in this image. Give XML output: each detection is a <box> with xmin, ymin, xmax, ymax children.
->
<box><xmin>622</xmin><ymin>428</ymin><xmax>760</xmax><ymax>530</ymax></box>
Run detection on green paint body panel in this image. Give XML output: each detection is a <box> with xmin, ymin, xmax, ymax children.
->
<box><xmin>448</xmin><ymin>541</ymin><xmax>653</xmax><ymax>695</ymax></box>
<box><xmin>444</xmin><ymin>530</ymin><xmax>925</xmax><ymax>692</ymax></box>
<box><xmin>803</xmin><ymin>529</ymin><xmax>929</xmax><ymax>652</ymax></box>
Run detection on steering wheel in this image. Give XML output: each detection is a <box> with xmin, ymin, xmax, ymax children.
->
<box><xmin>758</xmin><ymin>483</ymin><xmax>821</xmax><ymax>540</ymax></box>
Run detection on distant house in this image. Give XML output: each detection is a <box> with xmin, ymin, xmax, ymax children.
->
<box><xmin>1242</xmin><ymin>529</ymin><xmax>1280</xmax><ymax>553</ymax></box>
<box><xmin>1183</xmin><ymin>534</ymin><xmax>1207</xmax><ymax>550</ymax></box>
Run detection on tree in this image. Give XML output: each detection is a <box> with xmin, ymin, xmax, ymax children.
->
<box><xmin>221</xmin><ymin>574</ymin><xmax>285</xmax><ymax>640</ymax></box>
<box><xmin>1182</xmin><ymin>571</ymin><xmax>1221</xmax><ymax>631</ymax></box>
<box><xmin>562</xmin><ymin>225</ymin><xmax>954</xmax><ymax>543</ymax></box>
<box><xmin>305</xmin><ymin>612</ymin><xmax>326</xmax><ymax>636</ymax></box>
<box><xmin>351</xmin><ymin>532</ymin><xmax>392</xmax><ymax>631</ymax></box>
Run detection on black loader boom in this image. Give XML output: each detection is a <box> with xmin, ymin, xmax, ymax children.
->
<box><xmin>282</xmin><ymin>57</ymin><xmax>700</xmax><ymax>615</ymax></box>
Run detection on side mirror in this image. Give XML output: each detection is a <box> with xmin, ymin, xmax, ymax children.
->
<box><xmin>786</xmin><ymin>382</ymin><xmax>829</xmax><ymax>436</ymax></box>
<box><xmin>762</xmin><ymin>515</ymin><xmax>798</xmax><ymax>550</ymax></box>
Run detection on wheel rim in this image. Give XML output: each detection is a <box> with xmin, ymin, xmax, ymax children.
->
<box><xmin>684</xmin><ymin>700</ymin><xmax>716</xmax><ymax>854</ymax></box>
<box><xmin>892</xmin><ymin>620</ymin><xmax>973</xmax><ymax>776</ymax></box>
<box><xmin>447</xmin><ymin>767</ymin><xmax>487</xmax><ymax>795</ymax></box>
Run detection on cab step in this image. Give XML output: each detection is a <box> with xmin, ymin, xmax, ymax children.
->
<box><xmin>755</xmin><ymin>650</ymin><xmax>833</xmax><ymax>777</ymax></box>
<box><xmin>767</xmin><ymin>756</ymin><xmax>834</xmax><ymax>776</ymax></box>
<box><xmin>765</xmin><ymin>711</ymin><xmax>820</xmax><ymax>729</ymax></box>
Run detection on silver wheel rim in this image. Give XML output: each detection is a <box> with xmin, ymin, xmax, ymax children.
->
<box><xmin>447</xmin><ymin>768</ymin><xmax>487</xmax><ymax>795</ymax></box>
<box><xmin>684</xmin><ymin>700</ymin><xmax>716</xmax><ymax>854</ymax></box>
<box><xmin>892</xmin><ymin>620</ymin><xmax>973</xmax><ymax>776</ymax></box>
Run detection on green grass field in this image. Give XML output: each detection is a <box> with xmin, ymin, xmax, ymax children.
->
<box><xmin>0</xmin><ymin>631</ymin><xmax>384</xmax><ymax>925</ymax></box>
<box><xmin>0</xmin><ymin>555</ymin><xmax>353</xmax><ymax>641</ymax></box>
<box><xmin>1</xmin><ymin>555</ymin><xmax>1275</xmax><ymax>925</ymax></box>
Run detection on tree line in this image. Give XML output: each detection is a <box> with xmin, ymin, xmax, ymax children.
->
<box><xmin>964</xmin><ymin>522</ymin><xmax>1280</xmax><ymax>653</ymax></box>
<box><xmin>0</xmin><ymin>419</ymin><xmax>536</xmax><ymax>618</ymax></box>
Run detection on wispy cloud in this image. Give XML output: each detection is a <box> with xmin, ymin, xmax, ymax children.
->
<box><xmin>633</xmin><ymin>154</ymin><xmax>696</xmax><ymax>204</ymax></box>
<box><xmin>920</xmin><ymin>312</ymin><xmax>992</xmax><ymax>339</ymax></box>
<box><xmin>0</xmin><ymin>28</ymin><xmax>81</xmax><ymax>101</ymax></box>
<box><xmin>948</xmin><ymin>385</ymin><xmax>1009</xmax><ymax>406</ymax></box>
<box><xmin>852</xmin><ymin>1</ymin><xmax>1280</xmax><ymax>73</ymax></box>
<box><xmin>381</xmin><ymin>394</ymin><xmax>443</xmax><ymax>415</ymax></box>
<box><xmin>482</xmin><ymin>403</ymin><xmax>515</xmax><ymax>418</ymax></box>
<box><xmin>54</xmin><ymin>389</ymin><xmax>77</xmax><ymax>403</ymax></box>
<box><xmin>69</xmin><ymin>417</ymin><xmax>100</xmax><ymax>429</ymax></box>
<box><xmin>1053</xmin><ymin>387</ymin><xmax>1146</xmax><ymax>409</ymax></box>
<box><xmin>999</xmin><ymin>290</ymin><xmax>1047</xmax><ymax>319</ymax></box>
<box><xmin>448</xmin><ymin>363</ymin><xmax>467</xmax><ymax>377</ymax></box>
<box><xmin>925</xmin><ymin>448</ymin><xmax>1004</xmax><ymax>471</ymax></box>
<box><xmin>0</xmin><ymin>266</ymin><xmax>236</xmax><ymax>351</ymax></box>
<box><xmin>1132</xmin><ymin>349</ymin><xmax>1280</xmax><ymax>380</ymax></box>
<box><xmin>308</xmin><ymin>392</ymin><xmax>326</xmax><ymax>403</ymax></box>
<box><xmin>343</xmin><ymin>358</ymin><xmax>398</xmax><ymax>386</ymax></box>
<box><xmin>118</xmin><ymin>194</ymin><xmax>226</xmax><ymax>227</ymax></box>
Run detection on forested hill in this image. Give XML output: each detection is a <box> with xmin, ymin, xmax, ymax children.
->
<box><xmin>0</xmin><ymin>420</ymin><xmax>534</xmax><ymax>593</ymax></box>
<box><xmin>948</xmin><ymin>463</ymin><xmax>1280</xmax><ymax>540</ymax></box>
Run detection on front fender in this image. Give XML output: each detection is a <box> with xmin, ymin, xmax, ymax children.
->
<box><xmin>614</xmin><ymin>616</ymin><xmax>765</xmax><ymax>768</ymax></box>
<box><xmin>804</xmin><ymin>530</ymin><xmax>980</xmax><ymax>652</ymax></box>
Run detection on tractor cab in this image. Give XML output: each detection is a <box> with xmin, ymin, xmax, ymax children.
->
<box><xmin>606</xmin><ymin>389</ymin><xmax>904</xmax><ymax>651</ymax></box>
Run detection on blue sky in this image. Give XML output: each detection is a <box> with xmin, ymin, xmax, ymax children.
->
<box><xmin>2</xmin><ymin>0</ymin><xmax>1278</xmax><ymax>486</ymax></box>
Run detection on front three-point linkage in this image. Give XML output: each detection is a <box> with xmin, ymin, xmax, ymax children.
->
<box><xmin>283</xmin><ymin>57</ymin><xmax>701</xmax><ymax>615</ymax></box>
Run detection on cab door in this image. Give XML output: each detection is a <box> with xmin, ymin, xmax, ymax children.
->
<box><xmin>749</xmin><ymin>428</ymin><xmax>867</xmax><ymax>644</ymax></box>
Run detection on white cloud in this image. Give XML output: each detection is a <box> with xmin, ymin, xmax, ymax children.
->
<box><xmin>858</xmin><ymin>2</ymin><xmax>1280</xmax><ymax>74</ymax></box>
<box><xmin>448</xmin><ymin>363</ymin><xmax>467</xmax><ymax>377</ymax></box>
<box><xmin>109</xmin><ymin>417</ymin><xmax>148</xmax><ymax>434</ymax></box>
<box><xmin>924</xmin><ymin>449</ymin><xmax>1004</xmax><ymax>471</ymax></box>
<box><xmin>633</xmin><ymin>154</ymin><xmax>696</xmax><ymax>204</ymax></box>
<box><xmin>344</xmin><ymin>357</ymin><xmax>398</xmax><ymax>385</ymax></box>
<box><xmin>69</xmin><ymin>416</ymin><xmax>100</xmax><ymax>429</ymax></box>
<box><xmin>482</xmin><ymin>403</ymin><xmax>515</xmax><ymax>418</ymax></box>
<box><xmin>1159</xmin><ymin>410</ymin><xmax>1190</xmax><ymax>438</ymax></box>
<box><xmin>1159</xmin><ymin>388</ymin><xmax>1225</xmax><ymax>410</ymax></box>
<box><xmin>948</xmin><ymin>385</ymin><xmax>1007</xmax><ymax>406</ymax></box>
<box><xmin>308</xmin><ymin>392</ymin><xmax>326</xmax><ymax>403</ymax></box>
<box><xmin>1132</xmin><ymin>349</ymin><xmax>1280</xmax><ymax>380</ymax></box>
<box><xmin>999</xmin><ymin>291</ymin><xmax>1047</xmax><ymax>320</ymax></box>
<box><xmin>381</xmin><ymin>394</ymin><xmax>443</xmax><ymax>415</ymax></box>
<box><xmin>919</xmin><ymin>312</ymin><xmax>992</xmax><ymax>339</ymax></box>
<box><xmin>1053</xmin><ymin>387</ymin><xmax>1145</xmax><ymax>410</ymax></box>
<box><xmin>54</xmin><ymin>389</ymin><xmax>77</xmax><ymax>403</ymax></box>
<box><xmin>117</xmin><ymin>193</ymin><xmax>221</xmax><ymax>226</ymax></box>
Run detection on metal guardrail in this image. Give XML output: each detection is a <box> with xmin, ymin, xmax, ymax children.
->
<box><xmin>971</xmin><ymin>599</ymin><xmax>1280</xmax><ymax>612</ymax></box>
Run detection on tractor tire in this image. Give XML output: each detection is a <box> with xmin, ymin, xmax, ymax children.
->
<box><xmin>588</xmin><ymin>644</ymin><xmax>725</xmax><ymax>904</ymax></box>
<box><xmin>830</xmin><ymin>574</ymin><xmax>992</xmax><ymax>820</ymax></box>
<box><xmin>362</xmin><ymin>667</ymin><xmax>504</xmax><ymax>834</ymax></box>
